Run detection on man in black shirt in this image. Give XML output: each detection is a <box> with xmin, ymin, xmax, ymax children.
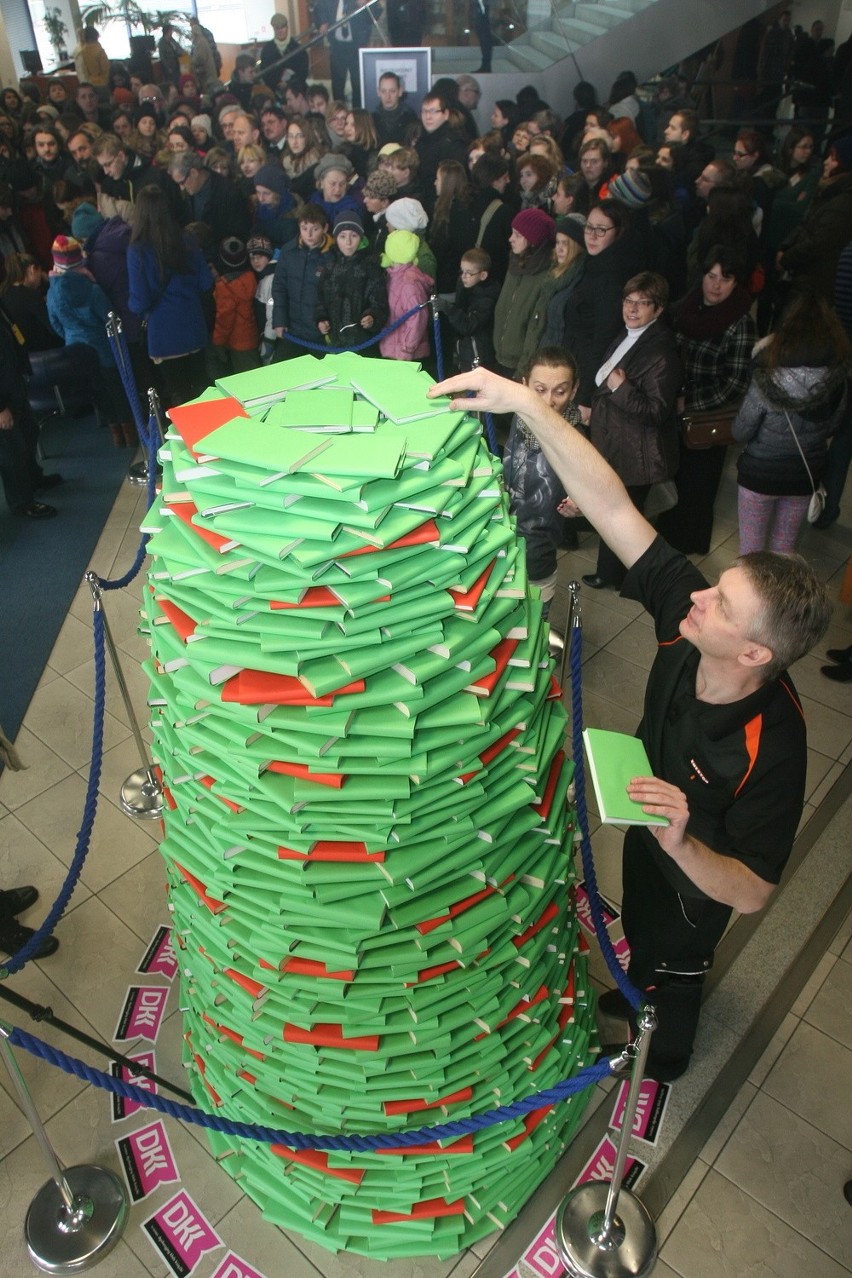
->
<box><xmin>428</xmin><ymin>367</ymin><xmax>831</xmax><ymax>1083</ymax></box>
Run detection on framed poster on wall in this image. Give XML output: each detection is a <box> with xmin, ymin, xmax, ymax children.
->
<box><xmin>359</xmin><ymin>46</ymin><xmax>432</xmax><ymax>115</ymax></box>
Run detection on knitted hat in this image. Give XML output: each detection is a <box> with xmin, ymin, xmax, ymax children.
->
<box><xmin>382</xmin><ymin>229</ymin><xmax>420</xmax><ymax>267</ymax></box>
<box><xmin>333</xmin><ymin>210</ymin><xmax>364</xmax><ymax>239</ymax></box>
<box><xmin>386</xmin><ymin>197</ymin><xmax>428</xmax><ymax>232</ymax></box>
<box><xmin>363</xmin><ymin>169</ymin><xmax>397</xmax><ymax>200</ymax></box>
<box><xmin>71</xmin><ymin>202</ymin><xmax>106</xmax><ymax>241</ymax></box>
<box><xmin>511</xmin><ymin>207</ymin><xmax>555</xmax><ymax>248</ymax></box>
<box><xmin>829</xmin><ymin>136</ymin><xmax>852</xmax><ymax>172</ymax></box>
<box><xmin>35</xmin><ymin>103</ymin><xmax>59</xmax><ymax>120</ymax></box>
<box><xmin>253</xmin><ymin>162</ymin><xmax>290</xmax><ymax>199</ymax></box>
<box><xmin>219</xmin><ymin>236</ymin><xmax>248</xmax><ymax>269</ymax></box>
<box><xmin>315</xmin><ymin>152</ymin><xmax>355</xmax><ymax>182</ymax></box>
<box><xmin>191</xmin><ymin>113</ymin><xmax>212</xmax><ymax>137</ymax></box>
<box><xmin>608</xmin><ymin>170</ymin><xmax>651</xmax><ymax>208</ymax></box>
<box><xmin>112</xmin><ymin>87</ymin><xmax>134</xmax><ymax>106</ymax></box>
<box><xmin>51</xmin><ymin>235</ymin><xmax>84</xmax><ymax>272</ymax></box>
<box><xmin>247</xmin><ymin>233</ymin><xmax>273</xmax><ymax>258</ymax></box>
<box><xmin>554</xmin><ymin>215</ymin><xmax>585</xmax><ymax>246</ymax></box>
<box><xmin>135</xmin><ymin>104</ymin><xmax>160</xmax><ymax>126</ymax></box>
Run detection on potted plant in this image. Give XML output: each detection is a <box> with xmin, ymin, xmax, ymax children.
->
<box><xmin>43</xmin><ymin>6</ymin><xmax>70</xmax><ymax>61</ymax></box>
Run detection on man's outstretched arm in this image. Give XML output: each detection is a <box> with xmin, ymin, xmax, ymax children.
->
<box><xmin>430</xmin><ymin>368</ymin><xmax>657</xmax><ymax>574</ymax></box>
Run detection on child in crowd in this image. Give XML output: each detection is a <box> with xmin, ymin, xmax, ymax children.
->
<box><xmin>210</xmin><ymin>236</ymin><xmax>260</xmax><ymax>376</ymax></box>
<box><xmin>316</xmin><ymin>211</ymin><xmax>388</xmax><ymax>351</ymax></box>
<box><xmin>439</xmin><ymin>247</ymin><xmax>500</xmax><ymax>371</ymax></box>
<box><xmin>247</xmin><ymin>233</ymin><xmax>277</xmax><ymax>363</ymax></box>
<box><xmin>45</xmin><ymin>234</ymin><xmax>135</xmax><ymax>446</ymax></box>
<box><xmin>379</xmin><ymin>229</ymin><xmax>432</xmax><ymax>362</ymax></box>
<box><xmin>272</xmin><ymin>203</ymin><xmax>333</xmax><ymax>360</ymax></box>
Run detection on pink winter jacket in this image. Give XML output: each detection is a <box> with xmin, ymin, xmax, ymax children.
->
<box><xmin>379</xmin><ymin>262</ymin><xmax>433</xmax><ymax>360</ymax></box>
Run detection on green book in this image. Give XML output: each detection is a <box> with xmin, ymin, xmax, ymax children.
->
<box><xmin>582</xmin><ymin>728</ymin><xmax>669</xmax><ymax>826</ymax></box>
<box><xmin>265</xmin><ymin>388</ymin><xmax>354</xmax><ymax>433</ymax></box>
<box><xmin>216</xmin><ymin>355</ymin><xmax>335</xmax><ymax>406</ymax></box>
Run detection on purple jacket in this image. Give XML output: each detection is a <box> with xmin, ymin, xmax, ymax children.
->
<box><xmin>83</xmin><ymin>217</ymin><xmax>142</xmax><ymax>344</ymax></box>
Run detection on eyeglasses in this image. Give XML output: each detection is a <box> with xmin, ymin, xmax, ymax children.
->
<box><xmin>460</xmin><ymin>268</ymin><xmax>481</xmax><ymax>276</ymax></box>
<box><xmin>584</xmin><ymin>223</ymin><xmax>614</xmax><ymax>237</ymax></box>
<box><xmin>421</xmin><ymin>107</ymin><xmax>443</xmax><ymax>116</ymax></box>
<box><xmin>623</xmin><ymin>296</ymin><xmax>654</xmax><ymax>307</ymax></box>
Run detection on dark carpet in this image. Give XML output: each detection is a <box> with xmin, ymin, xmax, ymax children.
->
<box><xmin>0</xmin><ymin>411</ymin><xmax>135</xmax><ymax>747</ymax></box>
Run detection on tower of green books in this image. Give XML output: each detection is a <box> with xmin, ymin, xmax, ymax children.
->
<box><xmin>142</xmin><ymin>353</ymin><xmax>596</xmax><ymax>1259</ymax></box>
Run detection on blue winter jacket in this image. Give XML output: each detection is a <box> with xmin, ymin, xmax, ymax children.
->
<box><xmin>127</xmin><ymin>239</ymin><xmax>213</xmax><ymax>360</ymax></box>
<box><xmin>46</xmin><ymin>269</ymin><xmax>114</xmax><ymax>368</ymax></box>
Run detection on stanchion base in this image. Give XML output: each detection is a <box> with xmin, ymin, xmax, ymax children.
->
<box><xmin>120</xmin><ymin>768</ymin><xmax>164</xmax><ymax>820</ymax></box>
<box><xmin>127</xmin><ymin>460</ymin><xmax>149</xmax><ymax>486</ymax></box>
<box><xmin>555</xmin><ymin>1181</ymin><xmax>657</xmax><ymax>1278</ymax></box>
<box><xmin>26</xmin><ymin>1164</ymin><xmax>128</xmax><ymax>1274</ymax></box>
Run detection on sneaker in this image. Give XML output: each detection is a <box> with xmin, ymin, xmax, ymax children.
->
<box><xmin>0</xmin><ymin>920</ymin><xmax>59</xmax><ymax>960</ymax></box>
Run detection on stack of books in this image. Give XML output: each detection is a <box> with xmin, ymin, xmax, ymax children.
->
<box><xmin>142</xmin><ymin>354</ymin><xmax>596</xmax><ymax>1260</ymax></box>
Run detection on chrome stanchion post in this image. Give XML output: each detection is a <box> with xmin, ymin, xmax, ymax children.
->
<box><xmin>84</xmin><ymin>573</ymin><xmax>164</xmax><ymax>821</ymax></box>
<box><xmin>0</xmin><ymin>1024</ymin><xmax>128</xmax><ymax>1274</ymax></box>
<box><xmin>127</xmin><ymin>386</ymin><xmax>163</xmax><ymax>488</ymax></box>
<box><xmin>558</xmin><ymin>579</ymin><xmax>581</xmax><ymax>688</ymax></box>
<box><xmin>554</xmin><ymin>1004</ymin><xmax>659</xmax><ymax>1278</ymax></box>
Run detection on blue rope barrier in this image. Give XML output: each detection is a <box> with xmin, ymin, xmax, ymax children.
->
<box><xmin>95</xmin><ymin>412</ymin><xmax>159</xmax><ymax>592</ymax></box>
<box><xmin>483</xmin><ymin>410</ymin><xmax>499</xmax><ymax>455</ymax></box>
<box><xmin>0</xmin><ymin>608</ymin><xmax>106</xmax><ymax>980</ymax></box>
<box><xmin>569</xmin><ymin>623</ymin><xmax>646</xmax><ymax>1013</ymax></box>
<box><xmin>106</xmin><ymin>323</ymin><xmax>146</xmax><ymax>436</ymax></box>
<box><xmin>284</xmin><ymin>300</ymin><xmax>428</xmax><ymax>356</ymax></box>
<box><xmin>432</xmin><ymin>306</ymin><xmax>444</xmax><ymax>382</ymax></box>
<box><xmin>6</xmin><ymin>1024</ymin><xmax>613</xmax><ymax>1150</ymax></box>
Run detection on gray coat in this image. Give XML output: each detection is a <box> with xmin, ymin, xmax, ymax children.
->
<box><xmin>733</xmin><ymin>365</ymin><xmax>847</xmax><ymax>495</ymax></box>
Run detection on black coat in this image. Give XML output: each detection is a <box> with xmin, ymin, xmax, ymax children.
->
<box><xmin>430</xmin><ymin>198</ymin><xmax>479</xmax><ymax>293</ymax></box>
<box><xmin>315</xmin><ymin>244</ymin><xmax>389</xmax><ymax>346</ymax></box>
<box><xmin>443</xmin><ymin>277</ymin><xmax>500</xmax><ymax>370</ymax></box>
<box><xmin>560</xmin><ymin>231</ymin><xmax>646</xmax><ymax>404</ymax></box>
<box><xmin>415</xmin><ymin>122</ymin><xmax>468</xmax><ymax>215</ymax></box>
<box><xmin>588</xmin><ymin>320</ymin><xmax>683</xmax><ymax>487</ymax></box>
<box><xmin>258</xmin><ymin>36</ymin><xmax>309</xmax><ymax>91</ymax></box>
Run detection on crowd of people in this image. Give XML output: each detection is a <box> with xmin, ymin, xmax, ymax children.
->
<box><xmin>0</xmin><ymin>34</ymin><xmax>849</xmax><ymax>579</ymax></box>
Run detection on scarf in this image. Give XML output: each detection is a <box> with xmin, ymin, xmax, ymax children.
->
<box><xmin>675</xmin><ymin>283</ymin><xmax>752</xmax><ymax>342</ymax></box>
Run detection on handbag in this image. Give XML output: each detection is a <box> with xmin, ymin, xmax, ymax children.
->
<box><xmin>784</xmin><ymin>410</ymin><xmax>826</xmax><ymax>524</ymax></box>
<box><xmin>681</xmin><ymin>405</ymin><xmax>738</xmax><ymax>450</ymax></box>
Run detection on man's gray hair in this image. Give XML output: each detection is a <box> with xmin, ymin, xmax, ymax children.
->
<box><xmin>168</xmin><ymin>150</ymin><xmax>205</xmax><ymax>179</ymax></box>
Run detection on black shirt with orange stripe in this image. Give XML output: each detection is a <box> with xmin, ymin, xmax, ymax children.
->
<box><xmin>621</xmin><ymin>536</ymin><xmax>807</xmax><ymax>899</ymax></box>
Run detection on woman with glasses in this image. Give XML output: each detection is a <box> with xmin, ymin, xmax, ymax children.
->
<box><xmin>556</xmin><ymin>198</ymin><xmax>645</xmax><ymax>404</ymax></box>
<box><xmin>577</xmin><ymin>272</ymin><xmax>682</xmax><ymax>588</ymax></box>
<box><xmin>281</xmin><ymin>116</ymin><xmax>326</xmax><ymax>203</ymax></box>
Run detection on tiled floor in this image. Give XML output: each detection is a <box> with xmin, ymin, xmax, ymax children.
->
<box><xmin>1</xmin><ymin>452</ymin><xmax>851</xmax><ymax>1277</ymax></box>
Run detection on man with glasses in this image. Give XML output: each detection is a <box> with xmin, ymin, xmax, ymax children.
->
<box><xmin>167</xmin><ymin>152</ymin><xmax>250</xmax><ymax>243</ymax></box>
<box><xmin>415</xmin><ymin>91</ymin><xmax>467</xmax><ymax>214</ymax></box>
<box><xmin>428</xmin><ymin>362</ymin><xmax>830</xmax><ymax>1083</ymax></box>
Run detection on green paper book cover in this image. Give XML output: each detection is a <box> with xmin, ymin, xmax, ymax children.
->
<box><xmin>582</xmin><ymin>728</ymin><xmax>668</xmax><ymax>826</ymax></box>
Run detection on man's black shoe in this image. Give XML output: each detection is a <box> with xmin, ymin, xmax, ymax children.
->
<box><xmin>0</xmin><ymin>921</ymin><xmax>59</xmax><ymax>960</ymax></box>
<box><xmin>825</xmin><ymin>646</ymin><xmax>852</xmax><ymax>664</ymax></box>
<box><xmin>582</xmin><ymin>573</ymin><xmax>617</xmax><ymax>591</ymax></box>
<box><xmin>821</xmin><ymin>662</ymin><xmax>852</xmax><ymax>682</ymax></box>
<box><xmin>0</xmin><ymin>885</ymin><xmax>39</xmax><ymax>916</ymax></box>
<box><xmin>597</xmin><ymin>987</ymin><xmax>632</xmax><ymax>1019</ymax></box>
